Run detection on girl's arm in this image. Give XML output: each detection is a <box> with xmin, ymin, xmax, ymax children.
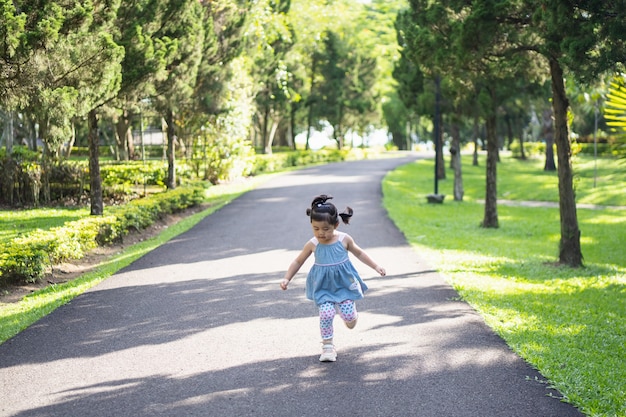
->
<box><xmin>280</xmin><ymin>241</ymin><xmax>314</xmax><ymax>290</ymax></box>
<box><xmin>344</xmin><ymin>234</ymin><xmax>386</xmax><ymax>276</ymax></box>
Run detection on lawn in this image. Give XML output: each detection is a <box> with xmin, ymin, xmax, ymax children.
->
<box><xmin>382</xmin><ymin>154</ymin><xmax>626</xmax><ymax>417</ymax></box>
<box><xmin>0</xmin><ymin>207</ymin><xmax>89</xmax><ymax>244</ymax></box>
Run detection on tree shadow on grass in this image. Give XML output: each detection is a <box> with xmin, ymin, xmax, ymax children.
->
<box><xmin>491</xmin><ymin>258</ymin><xmax>623</xmax><ymax>283</ymax></box>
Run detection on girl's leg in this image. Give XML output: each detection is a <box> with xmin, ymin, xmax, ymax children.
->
<box><xmin>318</xmin><ymin>301</ymin><xmax>336</xmax><ymax>341</ymax></box>
<box><xmin>338</xmin><ymin>300</ymin><xmax>358</xmax><ymax>329</ymax></box>
<box><xmin>318</xmin><ymin>302</ymin><xmax>338</xmax><ymax>362</ymax></box>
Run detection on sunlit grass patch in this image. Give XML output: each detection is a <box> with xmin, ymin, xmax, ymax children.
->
<box><xmin>0</xmin><ymin>207</ymin><xmax>89</xmax><ymax>244</ymax></box>
<box><xmin>430</xmin><ymin>154</ymin><xmax>626</xmax><ymax>206</ymax></box>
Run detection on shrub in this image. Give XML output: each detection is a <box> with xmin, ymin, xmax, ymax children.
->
<box><xmin>510</xmin><ymin>141</ymin><xmax>546</xmax><ymax>158</ymax></box>
<box><xmin>0</xmin><ymin>245</ymin><xmax>47</xmax><ymax>283</ymax></box>
<box><xmin>249</xmin><ymin>149</ymin><xmax>362</xmax><ymax>175</ymax></box>
<box><xmin>0</xmin><ymin>183</ymin><xmax>207</xmax><ymax>285</ymax></box>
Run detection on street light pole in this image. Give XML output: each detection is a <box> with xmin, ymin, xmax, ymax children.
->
<box><xmin>434</xmin><ymin>75</ymin><xmax>440</xmax><ymax>195</ymax></box>
<box><xmin>428</xmin><ymin>75</ymin><xmax>445</xmax><ymax>204</ymax></box>
<box><xmin>593</xmin><ymin>100</ymin><xmax>598</xmax><ymax>188</ymax></box>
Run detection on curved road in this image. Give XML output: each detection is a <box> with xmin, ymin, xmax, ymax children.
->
<box><xmin>0</xmin><ymin>155</ymin><xmax>582</xmax><ymax>416</ymax></box>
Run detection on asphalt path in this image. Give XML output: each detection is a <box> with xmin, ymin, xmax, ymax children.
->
<box><xmin>0</xmin><ymin>155</ymin><xmax>583</xmax><ymax>417</ymax></box>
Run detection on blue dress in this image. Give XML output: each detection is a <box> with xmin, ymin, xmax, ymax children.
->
<box><xmin>305</xmin><ymin>232</ymin><xmax>369</xmax><ymax>305</ymax></box>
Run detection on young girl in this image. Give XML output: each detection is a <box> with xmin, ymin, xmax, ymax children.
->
<box><xmin>280</xmin><ymin>194</ymin><xmax>386</xmax><ymax>362</ymax></box>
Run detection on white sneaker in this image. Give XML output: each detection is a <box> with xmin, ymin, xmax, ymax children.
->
<box><xmin>319</xmin><ymin>344</ymin><xmax>337</xmax><ymax>362</ymax></box>
<box><xmin>345</xmin><ymin>315</ymin><xmax>358</xmax><ymax>329</ymax></box>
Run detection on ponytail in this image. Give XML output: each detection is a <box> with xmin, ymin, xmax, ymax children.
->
<box><xmin>306</xmin><ymin>194</ymin><xmax>352</xmax><ymax>225</ymax></box>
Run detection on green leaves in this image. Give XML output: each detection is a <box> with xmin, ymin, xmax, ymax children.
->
<box><xmin>0</xmin><ymin>0</ymin><xmax>26</xmax><ymax>59</ymax></box>
<box><xmin>605</xmin><ymin>75</ymin><xmax>626</xmax><ymax>135</ymax></box>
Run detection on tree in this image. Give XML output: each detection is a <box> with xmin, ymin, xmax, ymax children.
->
<box><xmin>411</xmin><ymin>0</ymin><xmax>626</xmax><ymax>265</ymax></box>
<box><xmin>243</xmin><ymin>0</ymin><xmax>293</xmax><ymax>154</ymax></box>
<box><xmin>541</xmin><ymin>107</ymin><xmax>556</xmax><ymax>170</ymax></box>
<box><xmin>65</xmin><ymin>2</ymin><xmax>125</xmax><ymax>215</ymax></box>
<box><xmin>0</xmin><ymin>0</ymin><xmax>123</xmax><ymax>212</ymax></box>
<box><xmin>396</xmin><ymin>2</ymin><xmax>456</xmax><ymax>182</ymax></box>
<box><xmin>382</xmin><ymin>93</ymin><xmax>412</xmax><ymax>150</ymax></box>
<box><xmin>83</xmin><ymin>35</ymin><xmax>124</xmax><ymax>215</ymax></box>
<box><xmin>313</xmin><ymin>31</ymin><xmax>346</xmax><ymax>148</ymax></box>
<box><xmin>526</xmin><ymin>1</ymin><xmax>626</xmax><ymax>266</ymax></box>
<box><xmin>391</xmin><ymin>44</ymin><xmax>424</xmax><ymax>150</ymax></box>
<box><xmin>342</xmin><ymin>52</ymin><xmax>379</xmax><ymax>144</ymax></box>
<box><xmin>151</xmin><ymin>0</ymin><xmax>205</xmax><ymax>189</ymax></box>
<box><xmin>397</xmin><ymin>2</ymin><xmax>484</xmax><ymax>209</ymax></box>
<box><xmin>313</xmin><ymin>30</ymin><xmax>378</xmax><ymax>149</ymax></box>
<box><xmin>110</xmin><ymin>0</ymin><xmax>179</xmax><ymax>161</ymax></box>
<box><xmin>286</xmin><ymin>0</ymin><xmax>334</xmax><ymax>150</ymax></box>
<box><xmin>176</xmin><ymin>0</ymin><xmax>247</xmax><ymax>165</ymax></box>
<box><xmin>188</xmin><ymin>0</ymin><xmax>246</xmax><ymax>124</ymax></box>
<box><xmin>16</xmin><ymin>1</ymin><xmax>123</xmax><ymax>156</ymax></box>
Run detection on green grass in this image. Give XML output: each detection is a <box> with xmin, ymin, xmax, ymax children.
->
<box><xmin>0</xmin><ymin>207</ymin><xmax>89</xmax><ymax>244</ymax></box>
<box><xmin>383</xmin><ymin>155</ymin><xmax>626</xmax><ymax>417</ymax></box>
<box><xmin>0</xmin><ymin>176</ymin><xmax>269</xmax><ymax>343</ymax></box>
<box><xmin>454</xmin><ymin>153</ymin><xmax>626</xmax><ymax>206</ymax></box>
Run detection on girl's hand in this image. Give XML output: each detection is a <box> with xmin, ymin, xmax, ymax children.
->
<box><xmin>376</xmin><ymin>266</ymin><xmax>386</xmax><ymax>276</ymax></box>
<box><xmin>280</xmin><ymin>279</ymin><xmax>290</xmax><ymax>290</ymax></box>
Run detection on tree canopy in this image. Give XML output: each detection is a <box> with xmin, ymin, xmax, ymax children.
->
<box><xmin>395</xmin><ymin>0</ymin><xmax>625</xmax><ymax>266</ymax></box>
<box><xmin>1</xmin><ymin>0</ymin><xmax>624</xmax><ymax>265</ymax></box>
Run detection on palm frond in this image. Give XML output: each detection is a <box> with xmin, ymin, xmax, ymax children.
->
<box><xmin>604</xmin><ymin>75</ymin><xmax>626</xmax><ymax>133</ymax></box>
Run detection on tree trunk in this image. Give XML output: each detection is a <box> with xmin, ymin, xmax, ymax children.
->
<box><xmin>517</xmin><ymin>116</ymin><xmax>527</xmax><ymax>160</ymax></box>
<box><xmin>28</xmin><ymin>117</ymin><xmax>37</xmax><ymax>151</ymax></box>
<box><xmin>38</xmin><ymin>118</ymin><xmax>51</xmax><ymax>203</ymax></box>
<box><xmin>472</xmin><ymin>116</ymin><xmax>479</xmax><ymax>166</ymax></box>
<box><xmin>288</xmin><ymin>105</ymin><xmax>296</xmax><ymax>149</ymax></box>
<box><xmin>336</xmin><ymin>103</ymin><xmax>345</xmax><ymax>149</ymax></box>
<box><xmin>115</xmin><ymin>112</ymin><xmax>131</xmax><ymax>161</ymax></box>
<box><xmin>267</xmin><ymin>117</ymin><xmax>280</xmax><ymax>153</ymax></box>
<box><xmin>64</xmin><ymin>121</ymin><xmax>76</xmax><ymax>159</ymax></box>
<box><xmin>305</xmin><ymin>54</ymin><xmax>318</xmax><ymax>151</ymax></box>
<box><xmin>126</xmin><ymin>123</ymin><xmax>136</xmax><ymax>160</ymax></box>
<box><xmin>3</xmin><ymin>111</ymin><xmax>14</xmax><ymax>154</ymax></box>
<box><xmin>262</xmin><ymin>105</ymin><xmax>272</xmax><ymax>155</ymax></box>
<box><xmin>542</xmin><ymin>108</ymin><xmax>556</xmax><ymax>171</ymax></box>
<box><xmin>505</xmin><ymin>114</ymin><xmax>514</xmax><ymax>149</ymax></box>
<box><xmin>405</xmin><ymin>120</ymin><xmax>412</xmax><ymax>151</ymax></box>
<box><xmin>549</xmin><ymin>58</ymin><xmax>583</xmax><ymax>267</ymax></box>
<box><xmin>519</xmin><ymin>128</ymin><xmax>527</xmax><ymax>160</ymax></box>
<box><xmin>165</xmin><ymin>108</ymin><xmax>176</xmax><ymax>190</ymax></box>
<box><xmin>88</xmin><ymin>110</ymin><xmax>103</xmax><ymax>215</ymax></box>
<box><xmin>450</xmin><ymin>122</ymin><xmax>464</xmax><ymax>201</ymax></box>
<box><xmin>481</xmin><ymin>87</ymin><xmax>498</xmax><ymax>228</ymax></box>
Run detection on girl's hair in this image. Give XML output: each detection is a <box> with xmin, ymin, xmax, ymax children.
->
<box><xmin>306</xmin><ymin>194</ymin><xmax>353</xmax><ymax>225</ymax></box>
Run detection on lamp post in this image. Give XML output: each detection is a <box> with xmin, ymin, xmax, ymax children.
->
<box><xmin>428</xmin><ymin>75</ymin><xmax>445</xmax><ymax>204</ymax></box>
<box><xmin>593</xmin><ymin>100</ymin><xmax>598</xmax><ymax>188</ymax></box>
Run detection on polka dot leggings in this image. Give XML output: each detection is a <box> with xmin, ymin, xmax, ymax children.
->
<box><xmin>319</xmin><ymin>300</ymin><xmax>358</xmax><ymax>340</ymax></box>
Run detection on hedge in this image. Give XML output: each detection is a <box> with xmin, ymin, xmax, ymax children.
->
<box><xmin>510</xmin><ymin>140</ymin><xmax>625</xmax><ymax>158</ymax></box>
<box><xmin>249</xmin><ymin>148</ymin><xmax>373</xmax><ymax>174</ymax></box>
<box><xmin>0</xmin><ymin>183</ymin><xmax>207</xmax><ymax>284</ymax></box>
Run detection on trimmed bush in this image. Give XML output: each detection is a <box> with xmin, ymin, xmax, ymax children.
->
<box><xmin>249</xmin><ymin>148</ymin><xmax>369</xmax><ymax>175</ymax></box>
<box><xmin>0</xmin><ymin>183</ymin><xmax>207</xmax><ymax>284</ymax></box>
